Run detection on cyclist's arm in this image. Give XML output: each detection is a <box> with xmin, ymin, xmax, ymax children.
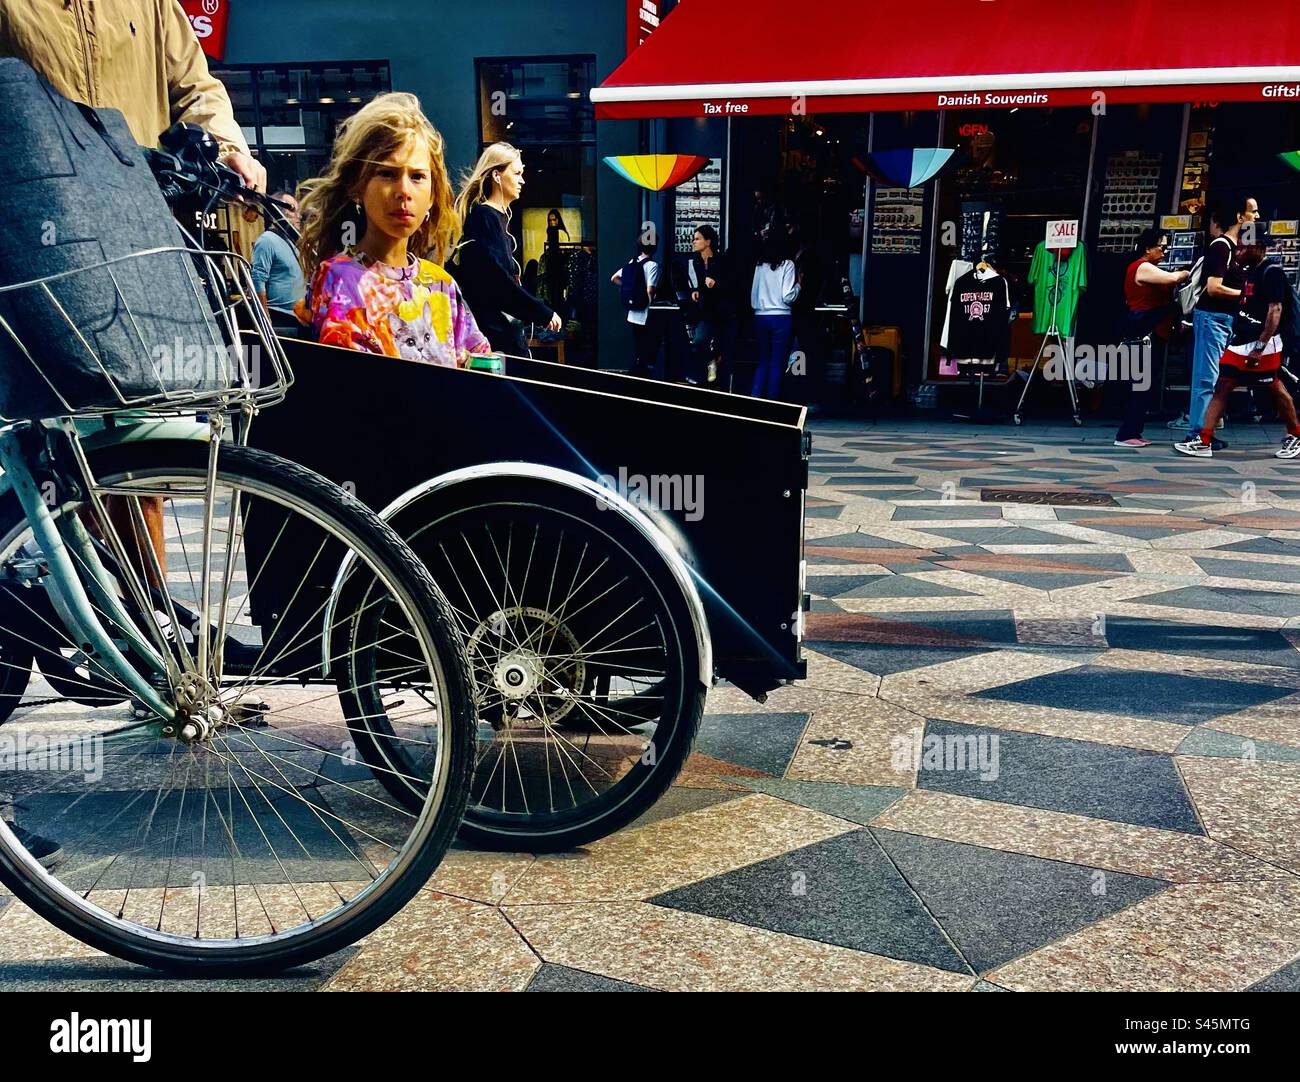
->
<box><xmin>161</xmin><ymin>1</ymin><xmax>249</xmax><ymax>159</ymax></box>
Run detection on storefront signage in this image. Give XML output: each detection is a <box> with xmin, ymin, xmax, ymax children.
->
<box><xmin>626</xmin><ymin>0</ymin><xmax>661</xmax><ymax>56</ymax></box>
<box><xmin>599</xmin><ymin>77</ymin><xmax>1300</xmax><ymax>121</ymax></box>
<box><xmin>181</xmin><ymin>0</ymin><xmax>230</xmax><ymax>61</ymax></box>
<box><xmin>958</xmin><ymin>123</ymin><xmax>990</xmax><ymax>137</ymax></box>
<box><xmin>1046</xmin><ymin>219</ymin><xmax>1079</xmax><ymax>248</ymax></box>
<box><xmin>1160</xmin><ymin>215</ymin><xmax>1193</xmax><ymax>230</ymax></box>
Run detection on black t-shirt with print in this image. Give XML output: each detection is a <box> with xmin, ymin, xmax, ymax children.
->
<box><xmin>1197</xmin><ymin>234</ymin><xmax>1241</xmax><ymax>316</ymax></box>
<box><xmin>1231</xmin><ymin>259</ymin><xmax>1288</xmax><ymax>346</ymax></box>
<box><xmin>946</xmin><ymin>269</ymin><xmax>1011</xmax><ymax>364</ymax></box>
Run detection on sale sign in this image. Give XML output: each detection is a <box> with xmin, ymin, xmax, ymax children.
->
<box><xmin>1046</xmin><ymin>219</ymin><xmax>1079</xmax><ymax>248</ymax></box>
<box><xmin>181</xmin><ymin>0</ymin><xmax>230</xmax><ymax>62</ymax></box>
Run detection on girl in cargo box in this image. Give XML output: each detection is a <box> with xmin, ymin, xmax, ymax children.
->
<box><xmin>295</xmin><ymin>94</ymin><xmax>491</xmax><ymax>367</ymax></box>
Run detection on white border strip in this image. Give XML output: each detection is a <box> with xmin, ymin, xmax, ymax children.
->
<box><xmin>591</xmin><ymin>66</ymin><xmax>1300</xmax><ymax>103</ymax></box>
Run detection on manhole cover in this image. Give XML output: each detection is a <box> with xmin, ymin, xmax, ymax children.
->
<box><xmin>980</xmin><ymin>488</ymin><xmax>1118</xmax><ymax>507</ymax></box>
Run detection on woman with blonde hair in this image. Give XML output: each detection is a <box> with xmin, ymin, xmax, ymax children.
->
<box><xmin>295</xmin><ymin>93</ymin><xmax>490</xmax><ymax>366</ymax></box>
<box><xmin>450</xmin><ymin>142</ymin><xmax>562</xmax><ymax>356</ymax></box>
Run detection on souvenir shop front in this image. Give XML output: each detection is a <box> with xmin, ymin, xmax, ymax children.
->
<box><xmin>595</xmin><ymin>0</ymin><xmax>1300</xmax><ymax>409</ymax></box>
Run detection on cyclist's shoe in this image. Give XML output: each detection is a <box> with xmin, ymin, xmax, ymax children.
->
<box><xmin>9</xmin><ymin>823</ymin><xmax>64</xmax><ymax>870</ymax></box>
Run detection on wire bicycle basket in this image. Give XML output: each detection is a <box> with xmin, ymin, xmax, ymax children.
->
<box><xmin>0</xmin><ymin>242</ymin><xmax>292</xmax><ymax>424</ymax></box>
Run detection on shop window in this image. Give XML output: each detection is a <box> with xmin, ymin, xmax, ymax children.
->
<box><xmin>211</xmin><ymin>61</ymin><xmax>392</xmax><ymax>195</ymax></box>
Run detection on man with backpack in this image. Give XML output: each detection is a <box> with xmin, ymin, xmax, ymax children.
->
<box><xmin>611</xmin><ymin>236</ymin><xmax>660</xmax><ymax>378</ymax></box>
<box><xmin>1177</xmin><ymin>204</ymin><xmax>1247</xmax><ymax>448</ymax></box>
<box><xmin>1174</xmin><ymin>224</ymin><xmax>1300</xmax><ymax>460</ymax></box>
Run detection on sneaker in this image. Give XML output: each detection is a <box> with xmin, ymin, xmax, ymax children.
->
<box><xmin>1174</xmin><ymin>439</ymin><xmax>1212</xmax><ymax>458</ymax></box>
<box><xmin>1166</xmin><ymin>413</ymin><xmax>1190</xmax><ymax>430</ymax></box>
<box><xmin>1114</xmin><ymin>438</ymin><xmax>1153</xmax><ymax>447</ymax></box>
<box><xmin>1277</xmin><ymin>435</ymin><xmax>1300</xmax><ymax>460</ymax></box>
<box><xmin>8</xmin><ymin>823</ymin><xmax>63</xmax><ymax>870</ymax></box>
<box><xmin>1210</xmin><ymin>438</ymin><xmax>1228</xmax><ymax>451</ymax></box>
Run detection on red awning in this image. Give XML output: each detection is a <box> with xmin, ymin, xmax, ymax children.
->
<box><xmin>594</xmin><ymin>0</ymin><xmax>1300</xmax><ymax>118</ymax></box>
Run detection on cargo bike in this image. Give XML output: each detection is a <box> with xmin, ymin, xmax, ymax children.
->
<box><xmin>0</xmin><ymin>67</ymin><xmax>809</xmax><ymax>973</ymax></box>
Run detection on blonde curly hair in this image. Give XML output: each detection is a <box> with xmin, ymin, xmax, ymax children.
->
<box><xmin>297</xmin><ymin>93</ymin><xmax>458</xmax><ymax>279</ymax></box>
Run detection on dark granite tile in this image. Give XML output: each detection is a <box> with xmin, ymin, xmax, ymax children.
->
<box><xmin>1193</xmin><ymin>558</ymin><xmax>1300</xmax><ymax>585</ymax></box>
<box><xmin>917</xmin><ymin>718</ymin><xmax>1204</xmax><ymax>834</ymax></box>
<box><xmin>736</xmin><ymin>778</ymin><xmax>906</xmax><ymax>825</ymax></box>
<box><xmin>1137</xmin><ymin>585</ymin><xmax>1300</xmax><ymax>619</ymax></box>
<box><xmin>805</xmin><ymin>504</ymin><xmax>845</xmax><ymax>519</ymax></box>
<box><xmin>1214</xmin><ymin>536</ymin><xmax>1300</xmax><ymax>558</ymax></box>
<box><xmin>1175</xmin><ymin>728</ymin><xmax>1300</xmax><ymax>763</ymax></box>
<box><xmin>1247</xmin><ymin>956</ymin><xmax>1300</xmax><ymax>992</ymax></box>
<box><xmin>813</xmin><ymin>532</ymin><xmax>925</xmax><ymax>549</ymax></box>
<box><xmin>806</xmin><ymin>574</ymin><xmax>888</xmax><ymax>597</ymax></box>
<box><xmin>805</xmin><ymin>640</ymin><xmax>999</xmax><ymax>676</ymax></box>
<box><xmin>872</xmin><ymin>828</ymin><xmax>1169</xmax><ymax>972</ymax></box>
<box><xmin>922</xmin><ymin>526</ymin><xmax>1072</xmax><ymax>546</ymax></box>
<box><xmin>649</xmin><ymin>829</ymin><xmax>971</xmax><ymax>973</ymax></box>
<box><xmin>890</xmin><ymin>505</ymin><xmax>1006</xmax><ymax>521</ymax></box>
<box><xmin>977</xmin><ymin>570</ymin><xmax>1120</xmax><ymax>590</ymax></box>
<box><xmin>525</xmin><ymin>963</ymin><xmax>655</xmax><ymax>992</ymax></box>
<box><xmin>976</xmin><ymin>664</ymin><xmax>1292</xmax><ymax>725</ymax></box>
<box><xmin>1103</xmin><ymin>617</ymin><xmax>1300</xmax><ymax>670</ymax></box>
<box><xmin>839</xmin><ymin>577</ymin><xmax>976</xmax><ymax>599</ymax></box>
<box><xmin>693</xmin><ymin>712</ymin><xmax>809</xmax><ymax>777</ymax></box>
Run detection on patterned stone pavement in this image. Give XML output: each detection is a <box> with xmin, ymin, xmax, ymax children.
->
<box><xmin>4</xmin><ymin>415</ymin><xmax>1300</xmax><ymax>991</ymax></box>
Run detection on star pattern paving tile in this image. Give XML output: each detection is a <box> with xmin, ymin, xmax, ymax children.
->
<box><xmin>7</xmin><ymin>418</ymin><xmax>1300</xmax><ymax>991</ymax></box>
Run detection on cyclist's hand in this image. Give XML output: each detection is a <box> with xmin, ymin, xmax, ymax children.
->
<box><xmin>222</xmin><ymin>151</ymin><xmax>266</xmax><ymax>194</ymax></box>
<box><xmin>548</xmin><ymin>312</ymin><xmax>563</xmax><ymax>332</ymax></box>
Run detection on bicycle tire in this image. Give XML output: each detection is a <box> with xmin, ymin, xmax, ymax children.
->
<box><xmin>0</xmin><ymin>439</ymin><xmax>474</xmax><ymax>974</ymax></box>
<box><xmin>343</xmin><ymin>476</ymin><xmax>707</xmax><ymax>852</ymax></box>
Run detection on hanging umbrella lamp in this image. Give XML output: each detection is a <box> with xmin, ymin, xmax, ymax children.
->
<box><xmin>602</xmin><ymin>153</ymin><xmax>711</xmax><ymax>191</ymax></box>
<box><xmin>1280</xmin><ymin>150</ymin><xmax>1300</xmax><ymax>172</ymax></box>
<box><xmin>853</xmin><ymin>147</ymin><xmax>956</xmax><ymax>188</ymax></box>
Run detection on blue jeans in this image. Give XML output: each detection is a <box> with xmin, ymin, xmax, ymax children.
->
<box><xmin>1188</xmin><ymin>309</ymin><xmax>1234</xmax><ymax>438</ymax></box>
<box><xmin>751</xmin><ymin>313</ymin><xmax>793</xmax><ymax>399</ymax></box>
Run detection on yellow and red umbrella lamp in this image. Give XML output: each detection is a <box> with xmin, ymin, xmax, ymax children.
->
<box><xmin>603</xmin><ymin>154</ymin><xmax>711</xmax><ymax>191</ymax></box>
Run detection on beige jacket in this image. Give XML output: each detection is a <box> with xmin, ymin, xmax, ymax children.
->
<box><xmin>0</xmin><ymin>0</ymin><xmax>248</xmax><ymax>156</ymax></box>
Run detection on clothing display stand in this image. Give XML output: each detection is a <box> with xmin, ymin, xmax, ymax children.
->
<box><xmin>1013</xmin><ymin>247</ymin><xmax>1082</xmax><ymax>427</ymax></box>
<box><xmin>952</xmin><ymin>365</ymin><xmax>1005</xmax><ymax>424</ymax></box>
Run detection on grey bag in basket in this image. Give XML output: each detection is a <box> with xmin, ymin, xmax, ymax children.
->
<box><xmin>0</xmin><ymin>58</ymin><xmax>230</xmax><ymax>420</ymax></box>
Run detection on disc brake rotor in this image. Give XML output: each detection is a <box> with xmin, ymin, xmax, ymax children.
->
<box><xmin>465</xmin><ymin>605</ymin><xmax>586</xmax><ymax>727</ymax></box>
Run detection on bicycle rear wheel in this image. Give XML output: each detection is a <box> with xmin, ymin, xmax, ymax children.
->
<box><xmin>0</xmin><ymin>439</ymin><xmax>473</xmax><ymax>974</ymax></box>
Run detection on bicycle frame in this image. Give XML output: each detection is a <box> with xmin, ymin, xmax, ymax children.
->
<box><xmin>0</xmin><ymin>422</ymin><xmax>177</xmax><ymax>721</ymax></box>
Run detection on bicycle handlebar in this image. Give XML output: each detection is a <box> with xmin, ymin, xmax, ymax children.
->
<box><xmin>147</xmin><ymin>122</ymin><xmax>299</xmax><ymax>241</ymax></box>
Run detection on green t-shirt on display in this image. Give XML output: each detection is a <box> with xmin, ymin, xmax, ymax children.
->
<box><xmin>1028</xmin><ymin>243</ymin><xmax>1087</xmax><ymax>334</ymax></box>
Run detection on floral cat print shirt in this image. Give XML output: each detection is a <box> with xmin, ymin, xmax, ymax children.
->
<box><xmin>298</xmin><ymin>248</ymin><xmax>491</xmax><ymax>366</ymax></box>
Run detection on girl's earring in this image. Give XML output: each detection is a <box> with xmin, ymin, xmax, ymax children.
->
<box><xmin>353</xmin><ymin>201</ymin><xmax>362</xmax><ymax>216</ymax></box>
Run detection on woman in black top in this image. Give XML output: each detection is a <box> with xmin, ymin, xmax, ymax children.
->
<box><xmin>451</xmin><ymin>142</ymin><xmax>561</xmax><ymax>355</ymax></box>
<box><xmin>688</xmin><ymin>225</ymin><xmax>737</xmax><ymax>388</ymax></box>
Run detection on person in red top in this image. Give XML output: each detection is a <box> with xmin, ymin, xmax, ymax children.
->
<box><xmin>1115</xmin><ymin>228</ymin><xmax>1189</xmax><ymax>446</ymax></box>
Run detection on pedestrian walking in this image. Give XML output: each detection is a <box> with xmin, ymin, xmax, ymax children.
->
<box><xmin>450</xmin><ymin>143</ymin><xmax>562</xmax><ymax>356</ymax></box>
<box><xmin>611</xmin><ymin>234</ymin><xmax>660</xmax><ymax>378</ymax></box>
<box><xmin>750</xmin><ymin>233</ymin><xmax>800</xmax><ymax>399</ymax></box>
<box><xmin>1184</xmin><ymin>203</ymin><xmax>1246</xmax><ymax>448</ymax></box>
<box><xmin>1115</xmin><ymin>227</ymin><xmax>1189</xmax><ymax>446</ymax></box>
<box><xmin>1174</xmin><ymin>225</ymin><xmax>1300</xmax><ymax>460</ymax></box>
<box><xmin>687</xmin><ymin>225</ymin><xmax>737</xmax><ymax>388</ymax></box>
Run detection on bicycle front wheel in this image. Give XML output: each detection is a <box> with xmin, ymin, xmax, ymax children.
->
<box><xmin>0</xmin><ymin>439</ymin><xmax>473</xmax><ymax>974</ymax></box>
